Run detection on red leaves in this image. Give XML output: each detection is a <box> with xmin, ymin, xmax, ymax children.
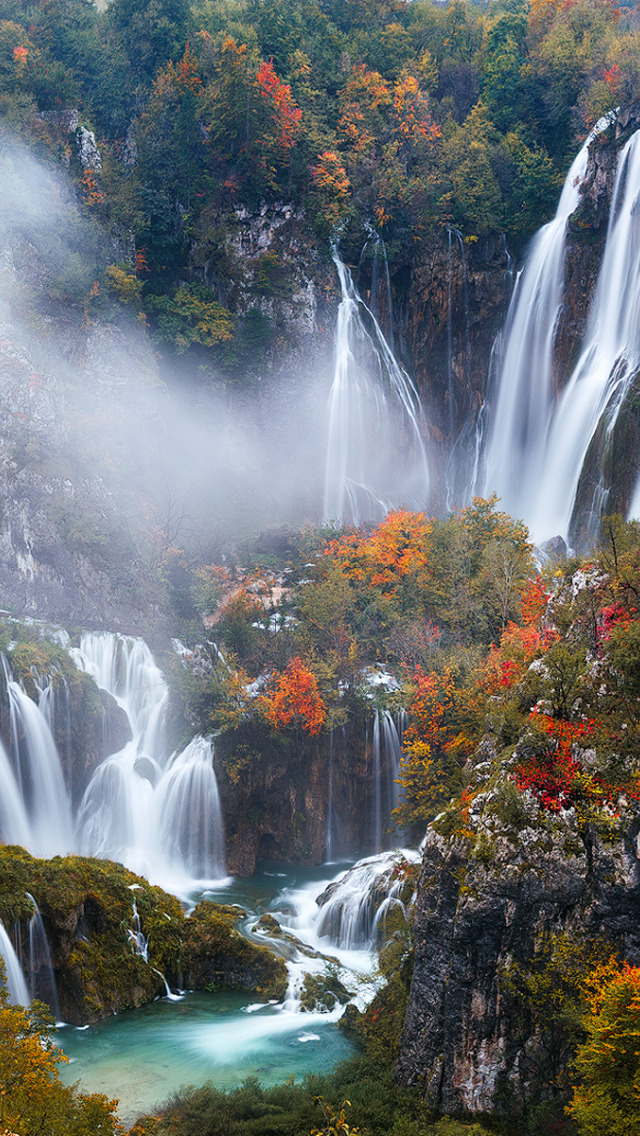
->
<box><xmin>262</xmin><ymin>657</ymin><xmax>326</xmax><ymax>735</ymax></box>
<box><xmin>255</xmin><ymin>60</ymin><xmax>302</xmax><ymax>151</ymax></box>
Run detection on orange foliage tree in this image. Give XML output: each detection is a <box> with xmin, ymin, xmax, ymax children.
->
<box><xmin>568</xmin><ymin>963</ymin><xmax>640</xmax><ymax>1134</ymax></box>
<box><xmin>326</xmin><ymin>509</ymin><xmax>433</xmax><ymax>599</ymax></box>
<box><xmin>262</xmin><ymin>657</ymin><xmax>327</xmax><ymax>735</ymax></box>
<box><xmin>395</xmin><ymin>665</ymin><xmax>472</xmax><ymax>828</ymax></box>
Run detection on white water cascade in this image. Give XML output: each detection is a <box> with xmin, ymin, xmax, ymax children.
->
<box><xmin>481</xmin><ymin>131</ymin><xmax>597</xmax><ymax>521</ymax></box>
<box><xmin>1</xmin><ymin>658</ymin><xmax>73</xmax><ymax>858</ymax></box>
<box><xmin>526</xmin><ymin>128</ymin><xmax>640</xmax><ymax>543</ymax></box>
<box><xmin>72</xmin><ymin>633</ymin><xmax>226</xmax><ymax>886</ymax></box>
<box><xmin>0</xmin><ymin>922</ymin><xmax>29</xmax><ymax>1005</ymax></box>
<box><xmin>27</xmin><ymin>893</ymin><xmax>60</xmax><ymax>1016</ymax></box>
<box><xmin>371</xmin><ymin>710</ymin><xmax>405</xmax><ymax>853</ymax></box>
<box><xmin>324</xmin><ymin>248</ymin><xmax>430</xmax><ymax>525</ymax></box>
<box><xmin>314</xmin><ymin>850</ymin><xmax>420</xmax><ymax>949</ymax></box>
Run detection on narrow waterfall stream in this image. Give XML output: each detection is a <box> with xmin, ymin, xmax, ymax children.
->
<box><xmin>323</xmin><ymin>248</ymin><xmax>430</xmax><ymax>525</ymax></box>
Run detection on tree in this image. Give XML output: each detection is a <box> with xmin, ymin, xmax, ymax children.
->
<box><xmin>0</xmin><ymin>968</ymin><xmax>121</xmax><ymax>1135</ymax></box>
<box><xmin>262</xmin><ymin>656</ymin><xmax>327</xmax><ymax>735</ymax></box>
<box><xmin>568</xmin><ymin>965</ymin><xmax>640</xmax><ymax>1135</ymax></box>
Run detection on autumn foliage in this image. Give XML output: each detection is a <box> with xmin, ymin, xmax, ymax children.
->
<box><xmin>262</xmin><ymin>657</ymin><xmax>326</xmax><ymax>735</ymax></box>
<box><xmin>0</xmin><ymin>975</ymin><xmax>120</xmax><ymax>1135</ymax></box>
<box><xmin>326</xmin><ymin>510</ymin><xmax>433</xmax><ymax>597</ymax></box>
<box><xmin>568</xmin><ymin>963</ymin><xmax>640</xmax><ymax>1134</ymax></box>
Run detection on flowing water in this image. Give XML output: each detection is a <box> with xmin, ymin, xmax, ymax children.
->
<box><xmin>324</xmin><ymin>248</ymin><xmax>430</xmax><ymax>525</ymax></box>
<box><xmin>0</xmin><ymin>633</ymin><xmax>227</xmax><ymax>890</ymax></box>
<box><xmin>55</xmin><ymin>857</ymin><xmax>417</xmax><ymax>1122</ymax></box>
<box><xmin>528</xmin><ymin>128</ymin><xmax>640</xmax><ymax>543</ymax></box>
<box><xmin>0</xmin><ymin>921</ymin><xmax>30</xmax><ymax>1005</ymax></box>
<box><xmin>481</xmin><ymin>113</ymin><xmax>628</xmax><ymax>544</ymax></box>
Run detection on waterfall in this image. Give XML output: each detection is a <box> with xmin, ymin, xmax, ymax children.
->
<box><xmin>481</xmin><ymin>114</ymin><xmax>617</xmax><ymax>539</ymax></box>
<box><xmin>1</xmin><ymin>658</ymin><xmax>72</xmax><ymax>858</ymax></box>
<box><xmin>482</xmin><ymin>137</ymin><xmax>593</xmax><ymax>519</ymax></box>
<box><xmin>315</xmin><ymin>850</ymin><xmax>419</xmax><ymax>949</ymax></box>
<box><xmin>526</xmin><ymin>128</ymin><xmax>640</xmax><ymax>544</ymax></box>
<box><xmin>0</xmin><ymin>921</ymin><xmax>29</xmax><ymax>1005</ymax></box>
<box><xmin>72</xmin><ymin>632</ymin><xmax>226</xmax><ymax>883</ymax></box>
<box><xmin>26</xmin><ymin>893</ymin><xmax>59</xmax><ymax>1017</ymax></box>
<box><xmin>371</xmin><ymin>710</ymin><xmax>404</xmax><ymax>853</ymax></box>
<box><xmin>323</xmin><ymin>248</ymin><xmax>430</xmax><ymax>526</ymax></box>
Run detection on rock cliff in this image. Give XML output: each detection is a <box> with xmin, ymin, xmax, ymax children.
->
<box><xmin>396</xmin><ymin>752</ymin><xmax>640</xmax><ymax>1118</ymax></box>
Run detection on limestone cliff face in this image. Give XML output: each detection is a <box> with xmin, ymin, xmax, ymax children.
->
<box><xmin>218</xmin><ymin>721</ymin><xmax>384</xmax><ymax>876</ymax></box>
<box><xmin>396</xmin><ymin>759</ymin><xmax>640</xmax><ymax>1116</ymax></box>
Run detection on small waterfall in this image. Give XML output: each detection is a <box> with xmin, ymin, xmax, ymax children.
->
<box><xmin>371</xmin><ymin>710</ymin><xmax>404</xmax><ymax>853</ymax></box>
<box><xmin>360</xmin><ymin>226</ymin><xmax>394</xmax><ymax>348</ymax></box>
<box><xmin>481</xmin><ymin>135</ymin><xmax>594</xmax><ymax>519</ymax></box>
<box><xmin>527</xmin><ymin>128</ymin><xmax>640</xmax><ymax>544</ymax></box>
<box><xmin>39</xmin><ymin>672</ymin><xmax>73</xmax><ymax>786</ymax></box>
<box><xmin>73</xmin><ymin>633</ymin><xmax>225</xmax><ymax>882</ymax></box>
<box><xmin>325</xmin><ymin>730</ymin><xmax>334</xmax><ymax>862</ymax></box>
<box><xmin>0</xmin><ymin>921</ymin><xmax>29</xmax><ymax>1005</ymax></box>
<box><xmin>26</xmin><ymin>893</ymin><xmax>59</xmax><ymax>1017</ymax></box>
<box><xmin>323</xmin><ymin>247</ymin><xmax>430</xmax><ymax>526</ymax></box>
<box><xmin>315</xmin><ymin>851</ymin><xmax>419</xmax><ymax>949</ymax></box>
<box><xmin>127</xmin><ymin>898</ymin><xmax>149</xmax><ymax>961</ymax></box>
<box><xmin>1</xmin><ymin>657</ymin><xmax>72</xmax><ymax>858</ymax></box>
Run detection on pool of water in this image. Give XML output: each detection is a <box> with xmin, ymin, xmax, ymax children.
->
<box><xmin>58</xmin><ymin>990</ymin><xmax>355</xmax><ymax>1122</ymax></box>
<box><xmin>55</xmin><ymin>861</ymin><xmax>369</xmax><ymax>1124</ymax></box>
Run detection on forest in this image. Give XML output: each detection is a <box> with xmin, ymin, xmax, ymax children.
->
<box><xmin>3</xmin><ymin>0</ymin><xmax>640</xmax><ymax>1135</ymax></box>
<box><xmin>0</xmin><ymin>0</ymin><xmax>639</xmax><ymax>377</ymax></box>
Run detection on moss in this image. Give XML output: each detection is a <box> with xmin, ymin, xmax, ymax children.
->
<box><xmin>0</xmin><ymin>847</ymin><xmax>184</xmax><ymax>1023</ymax></box>
<box><xmin>300</xmin><ymin>965</ymin><xmax>352</xmax><ymax>1012</ymax></box>
<box><xmin>181</xmin><ymin>900</ymin><xmax>288</xmax><ymax>1000</ymax></box>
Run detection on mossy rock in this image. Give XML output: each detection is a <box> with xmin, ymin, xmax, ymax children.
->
<box><xmin>252</xmin><ymin>913</ymin><xmax>282</xmax><ymax>936</ymax></box>
<box><xmin>181</xmin><ymin>901</ymin><xmax>287</xmax><ymax>1000</ymax></box>
<box><xmin>299</xmin><ymin>965</ymin><xmax>352</xmax><ymax>1012</ymax></box>
<box><xmin>0</xmin><ymin>847</ymin><xmax>184</xmax><ymax>1023</ymax></box>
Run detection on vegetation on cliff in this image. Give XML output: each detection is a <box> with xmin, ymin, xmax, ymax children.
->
<box><xmin>0</xmin><ymin>0</ymin><xmax>638</xmax><ymax>378</ymax></box>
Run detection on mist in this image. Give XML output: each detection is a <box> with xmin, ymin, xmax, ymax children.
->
<box><xmin>0</xmin><ymin>133</ymin><xmax>333</xmax><ymax>624</ymax></box>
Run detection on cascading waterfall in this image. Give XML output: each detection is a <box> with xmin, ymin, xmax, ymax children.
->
<box><xmin>0</xmin><ymin>921</ymin><xmax>29</xmax><ymax>1005</ymax></box>
<box><xmin>1</xmin><ymin>657</ymin><xmax>72</xmax><ymax>858</ymax></box>
<box><xmin>371</xmin><ymin>710</ymin><xmax>405</xmax><ymax>853</ymax></box>
<box><xmin>0</xmin><ymin>632</ymin><xmax>225</xmax><ymax>887</ymax></box>
<box><xmin>479</xmin><ymin>112</ymin><xmax>640</xmax><ymax>545</ymax></box>
<box><xmin>314</xmin><ymin>850</ymin><xmax>420</xmax><ymax>949</ymax></box>
<box><xmin>481</xmin><ymin>130</ymin><xmax>596</xmax><ymax>522</ymax></box>
<box><xmin>526</xmin><ymin>128</ymin><xmax>640</xmax><ymax>544</ymax></box>
<box><xmin>323</xmin><ymin>248</ymin><xmax>430</xmax><ymax>526</ymax></box>
<box><xmin>72</xmin><ymin>633</ymin><xmax>226</xmax><ymax>884</ymax></box>
<box><xmin>26</xmin><ymin>893</ymin><xmax>59</xmax><ymax>1016</ymax></box>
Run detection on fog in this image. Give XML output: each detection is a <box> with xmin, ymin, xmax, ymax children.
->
<box><xmin>0</xmin><ymin>134</ymin><xmax>332</xmax><ymax>586</ymax></box>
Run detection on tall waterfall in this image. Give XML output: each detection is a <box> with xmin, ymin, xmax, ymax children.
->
<box><xmin>73</xmin><ymin>633</ymin><xmax>226</xmax><ymax>883</ymax></box>
<box><xmin>371</xmin><ymin>710</ymin><xmax>405</xmax><ymax>853</ymax></box>
<box><xmin>0</xmin><ymin>633</ymin><xmax>225</xmax><ymax>887</ymax></box>
<box><xmin>481</xmin><ymin>113</ymin><xmax>623</xmax><ymax>544</ymax></box>
<box><xmin>528</xmin><ymin>129</ymin><xmax>640</xmax><ymax>543</ymax></box>
<box><xmin>324</xmin><ymin>249</ymin><xmax>430</xmax><ymax>526</ymax></box>
<box><xmin>0</xmin><ymin>659</ymin><xmax>72</xmax><ymax>858</ymax></box>
<box><xmin>481</xmin><ymin>131</ymin><xmax>594</xmax><ymax>523</ymax></box>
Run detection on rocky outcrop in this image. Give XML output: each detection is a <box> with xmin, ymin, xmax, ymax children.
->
<box><xmin>181</xmin><ymin>900</ymin><xmax>288</xmax><ymax>999</ymax></box>
<box><xmin>0</xmin><ymin>848</ymin><xmax>291</xmax><ymax>1024</ymax></box>
<box><xmin>396</xmin><ymin>774</ymin><xmax>640</xmax><ymax>1117</ymax></box>
<box><xmin>217</xmin><ymin>720</ymin><xmax>374</xmax><ymax>875</ymax></box>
